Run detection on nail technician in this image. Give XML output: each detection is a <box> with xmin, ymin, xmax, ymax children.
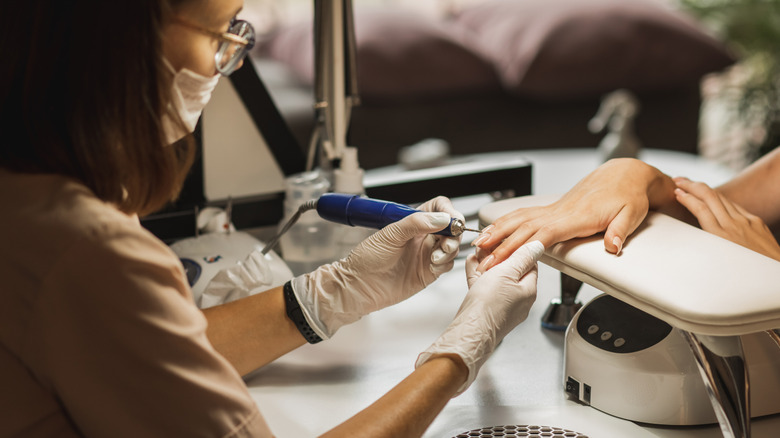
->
<box><xmin>0</xmin><ymin>1</ymin><xmax>543</xmax><ymax>437</ymax></box>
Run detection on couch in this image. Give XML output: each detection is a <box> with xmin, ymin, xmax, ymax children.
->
<box><xmin>254</xmin><ymin>0</ymin><xmax>736</xmax><ymax>170</ymax></box>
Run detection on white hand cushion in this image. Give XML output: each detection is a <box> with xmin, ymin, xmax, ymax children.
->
<box><xmin>479</xmin><ymin>194</ymin><xmax>780</xmax><ymax>335</ymax></box>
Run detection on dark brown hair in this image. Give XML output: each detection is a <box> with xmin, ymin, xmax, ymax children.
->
<box><xmin>0</xmin><ymin>1</ymin><xmax>195</xmax><ymax>216</ymax></box>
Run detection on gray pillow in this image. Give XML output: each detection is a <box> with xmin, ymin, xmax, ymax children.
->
<box><xmin>453</xmin><ymin>0</ymin><xmax>736</xmax><ymax>99</ymax></box>
<box><xmin>260</xmin><ymin>9</ymin><xmax>501</xmax><ymax>102</ymax></box>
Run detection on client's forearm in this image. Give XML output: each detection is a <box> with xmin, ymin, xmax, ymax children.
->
<box><xmin>717</xmin><ymin>147</ymin><xmax>780</xmax><ymax>225</ymax></box>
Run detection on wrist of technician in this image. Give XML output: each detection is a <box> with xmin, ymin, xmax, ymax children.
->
<box><xmin>428</xmin><ymin>353</ymin><xmax>469</xmax><ymax>380</ymax></box>
<box><xmin>416</xmin><ymin>345</ymin><xmax>478</xmax><ymax>397</ymax></box>
<box><xmin>283</xmin><ymin>280</ymin><xmax>324</xmax><ymax>344</ymax></box>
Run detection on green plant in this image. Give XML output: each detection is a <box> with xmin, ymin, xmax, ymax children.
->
<box><xmin>680</xmin><ymin>0</ymin><xmax>780</xmax><ymax>157</ymax></box>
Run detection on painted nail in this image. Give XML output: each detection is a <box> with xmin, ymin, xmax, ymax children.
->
<box><xmin>472</xmin><ymin>233</ymin><xmax>490</xmax><ymax>247</ymax></box>
<box><xmin>481</xmin><ymin>225</ymin><xmax>495</xmax><ymax>234</ymax></box>
<box><xmin>477</xmin><ymin>254</ymin><xmax>495</xmax><ymax>273</ymax></box>
<box><xmin>613</xmin><ymin>236</ymin><xmax>623</xmax><ymax>255</ymax></box>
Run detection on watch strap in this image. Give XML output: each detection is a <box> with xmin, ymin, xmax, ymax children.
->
<box><xmin>283</xmin><ymin>281</ymin><xmax>323</xmax><ymax>344</ymax></box>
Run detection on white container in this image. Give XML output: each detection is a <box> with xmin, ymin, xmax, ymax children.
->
<box><xmin>278</xmin><ymin>171</ymin><xmax>337</xmax><ymax>276</ymax></box>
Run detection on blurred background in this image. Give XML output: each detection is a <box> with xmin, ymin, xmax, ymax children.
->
<box><xmin>241</xmin><ymin>0</ymin><xmax>779</xmax><ymax>171</ymax></box>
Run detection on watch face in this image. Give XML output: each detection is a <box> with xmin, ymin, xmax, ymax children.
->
<box><xmin>180</xmin><ymin>258</ymin><xmax>202</xmax><ymax>287</ymax></box>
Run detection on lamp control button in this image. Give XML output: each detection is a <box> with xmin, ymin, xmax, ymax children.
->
<box><xmin>614</xmin><ymin>338</ymin><xmax>626</xmax><ymax>347</ymax></box>
<box><xmin>587</xmin><ymin>325</ymin><xmax>599</xmax><ymax>335</ymax></box>
<box><xmin>600</xmin><ymin>331</ymin><xmax>613</xmax><ymax>341</ymax></box>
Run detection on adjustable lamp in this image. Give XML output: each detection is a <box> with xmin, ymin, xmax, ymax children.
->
<box><xmin>311</xmin><ymin>0</ymin><xmax>359</xmax><ymax>169</ymax></box>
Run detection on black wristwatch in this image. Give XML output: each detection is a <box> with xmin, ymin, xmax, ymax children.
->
<box><xmin>283</xmin><ymin>281</ymin><xmax>323</xmax><ymax>344</ymax></box>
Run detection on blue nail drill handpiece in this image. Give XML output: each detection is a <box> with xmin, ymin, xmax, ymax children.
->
<box><xmin>261</xmin><ymin>193</ymin><xmax>477</xmax><ymax>255</ymax></box>
<box><xmin>316</xmin><ymin>193</ymin><xmax>467</xmax><ymax>237</ymax></box>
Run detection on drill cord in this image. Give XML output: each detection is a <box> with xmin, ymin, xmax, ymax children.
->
<box><xmin>261</xmin><ymin>199</ymin><xmax>318</xmax><ymax>255</ymax></box>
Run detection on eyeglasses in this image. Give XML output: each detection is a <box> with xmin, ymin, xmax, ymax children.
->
<box><xmin>174</xmin><ymin>18</ymin><xmax>256</xmax><ymax>76</ymax></box>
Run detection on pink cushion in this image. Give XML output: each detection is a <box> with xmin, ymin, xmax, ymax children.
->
<box><xmin>261</xmin><ymin>9</ymin><xmax>501</xmax><ymax>102</ymax></box>
<box><xmin>454</xmin><ymin>0</ymin><xmax>736</xmax><ymax>99</ymax></box>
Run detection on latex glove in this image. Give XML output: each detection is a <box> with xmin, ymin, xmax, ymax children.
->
<box><xmin>419</xmin><ymin>196</ymin><xmax>465</xmax><ymax>269</ymax></box>
<box><xmin>416</xmin><ymin>240</ymin><xmax>544</xmax><ymax>395</ymax></box>
<box><xmin>291</xmin><ymin>196</ymin><xmax>464</xmax><ymax>339</ymax></box>
<box><xmin>200</xmin><ymin>250</ymin><xmax>273</xmax><ymax>308</ymax></box>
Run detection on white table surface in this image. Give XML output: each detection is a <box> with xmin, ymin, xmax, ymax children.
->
<box><xmin>243</xmin><ymin>149</ymin><xmax>780</xmax><ymax>437</ymax></box>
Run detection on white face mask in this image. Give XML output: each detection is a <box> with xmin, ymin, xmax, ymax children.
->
<box><xmin>162</xmin><ymin>58</ymin><xmax>221</xmax><ymax>144</ymax></box>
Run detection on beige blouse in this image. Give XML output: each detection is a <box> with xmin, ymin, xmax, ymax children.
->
<box><xmin>0</xmin><ymin>171</ymin><xmax>272</xmax><ymax>437</ymax></box>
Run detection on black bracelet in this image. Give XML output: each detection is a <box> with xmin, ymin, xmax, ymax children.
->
<box><xmin>283</xmin><ymin>281</ymin><xmax>323</xmax><ymax>344</ymax></box>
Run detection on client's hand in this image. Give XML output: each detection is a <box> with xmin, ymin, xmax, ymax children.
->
<box><xmin>674</xmin><ymin>177</ymin><xmax>780</xmax><ymax>261</ymax></box>
<box><xmin>474</xmin><ymin>158</ymin><xmax>676</xmax><ymax>271</ymax></box>
<box><xmin>416</xmin><ymin>241</ymin><xmax>543</xmax><ymax>395</ymax></box>
<box><xmin>290</xmin><ymin>196</ymin><xmax>465</xmax><ymax>339</ymax></box>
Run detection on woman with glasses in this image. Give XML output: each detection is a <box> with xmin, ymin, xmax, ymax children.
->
<box><xmin>0</xmin><ymin>1</ymin><xmax>543</xmax><ymax>437</ymax></box>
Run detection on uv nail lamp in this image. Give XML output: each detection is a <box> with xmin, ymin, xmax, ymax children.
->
<box><xmin>564</xmin><ymin>293</ymin><xmax>780</xmax><ymax>425</ymax></box>
<box><xmin>478</xmin><ymin>194</ymin><xmax>780</xmax><ymax>436</ymax></box>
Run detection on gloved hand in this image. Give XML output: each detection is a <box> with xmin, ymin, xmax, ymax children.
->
<box><xmin>420</xmin><ymin>196</ymin><xmax>464</xmax><ymax>271</ymax></box>
<box><xmin>290</xmin><ymin>196</ymin><xmax>464</xmax><ymax>340</ymax></box>
<box><xmin>199</xmin><ymin>250</ymin><xmax>273</xmax><ymax>309</ymax></box>
<box><xmin>416</xmin><ymin>240</ymin><xmax>544</xmax><ymax>395</ymax></box>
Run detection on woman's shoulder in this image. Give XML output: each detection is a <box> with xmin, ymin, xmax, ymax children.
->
<box><xmin>4</xmin><ymin>172</ymin><xmax>135</xmax><ymax>233</ymax></box>
<box><xmin>0</xmin><ymin>171</ymin><xmax>178</xmax><ymax>278</ymax></box>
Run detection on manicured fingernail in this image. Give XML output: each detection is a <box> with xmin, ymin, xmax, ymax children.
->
<box><xmin>481</xmin><ymin>225</ymin><xmax>494</xmax><ymax>234</ymax></box>
<box><xmin>477</xmin><ymin>254</ymin><xmax>495</xmax><ymax>273</ymax></box>
<box><xmin>613</xmin><ymin>236</ymin><xmax>623</xmax><ymax>255</ymax></box>
<box><xmin>472</xmin><ymin>233</ymin><xmax>490</xmax><ymax>247</ymax></box>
